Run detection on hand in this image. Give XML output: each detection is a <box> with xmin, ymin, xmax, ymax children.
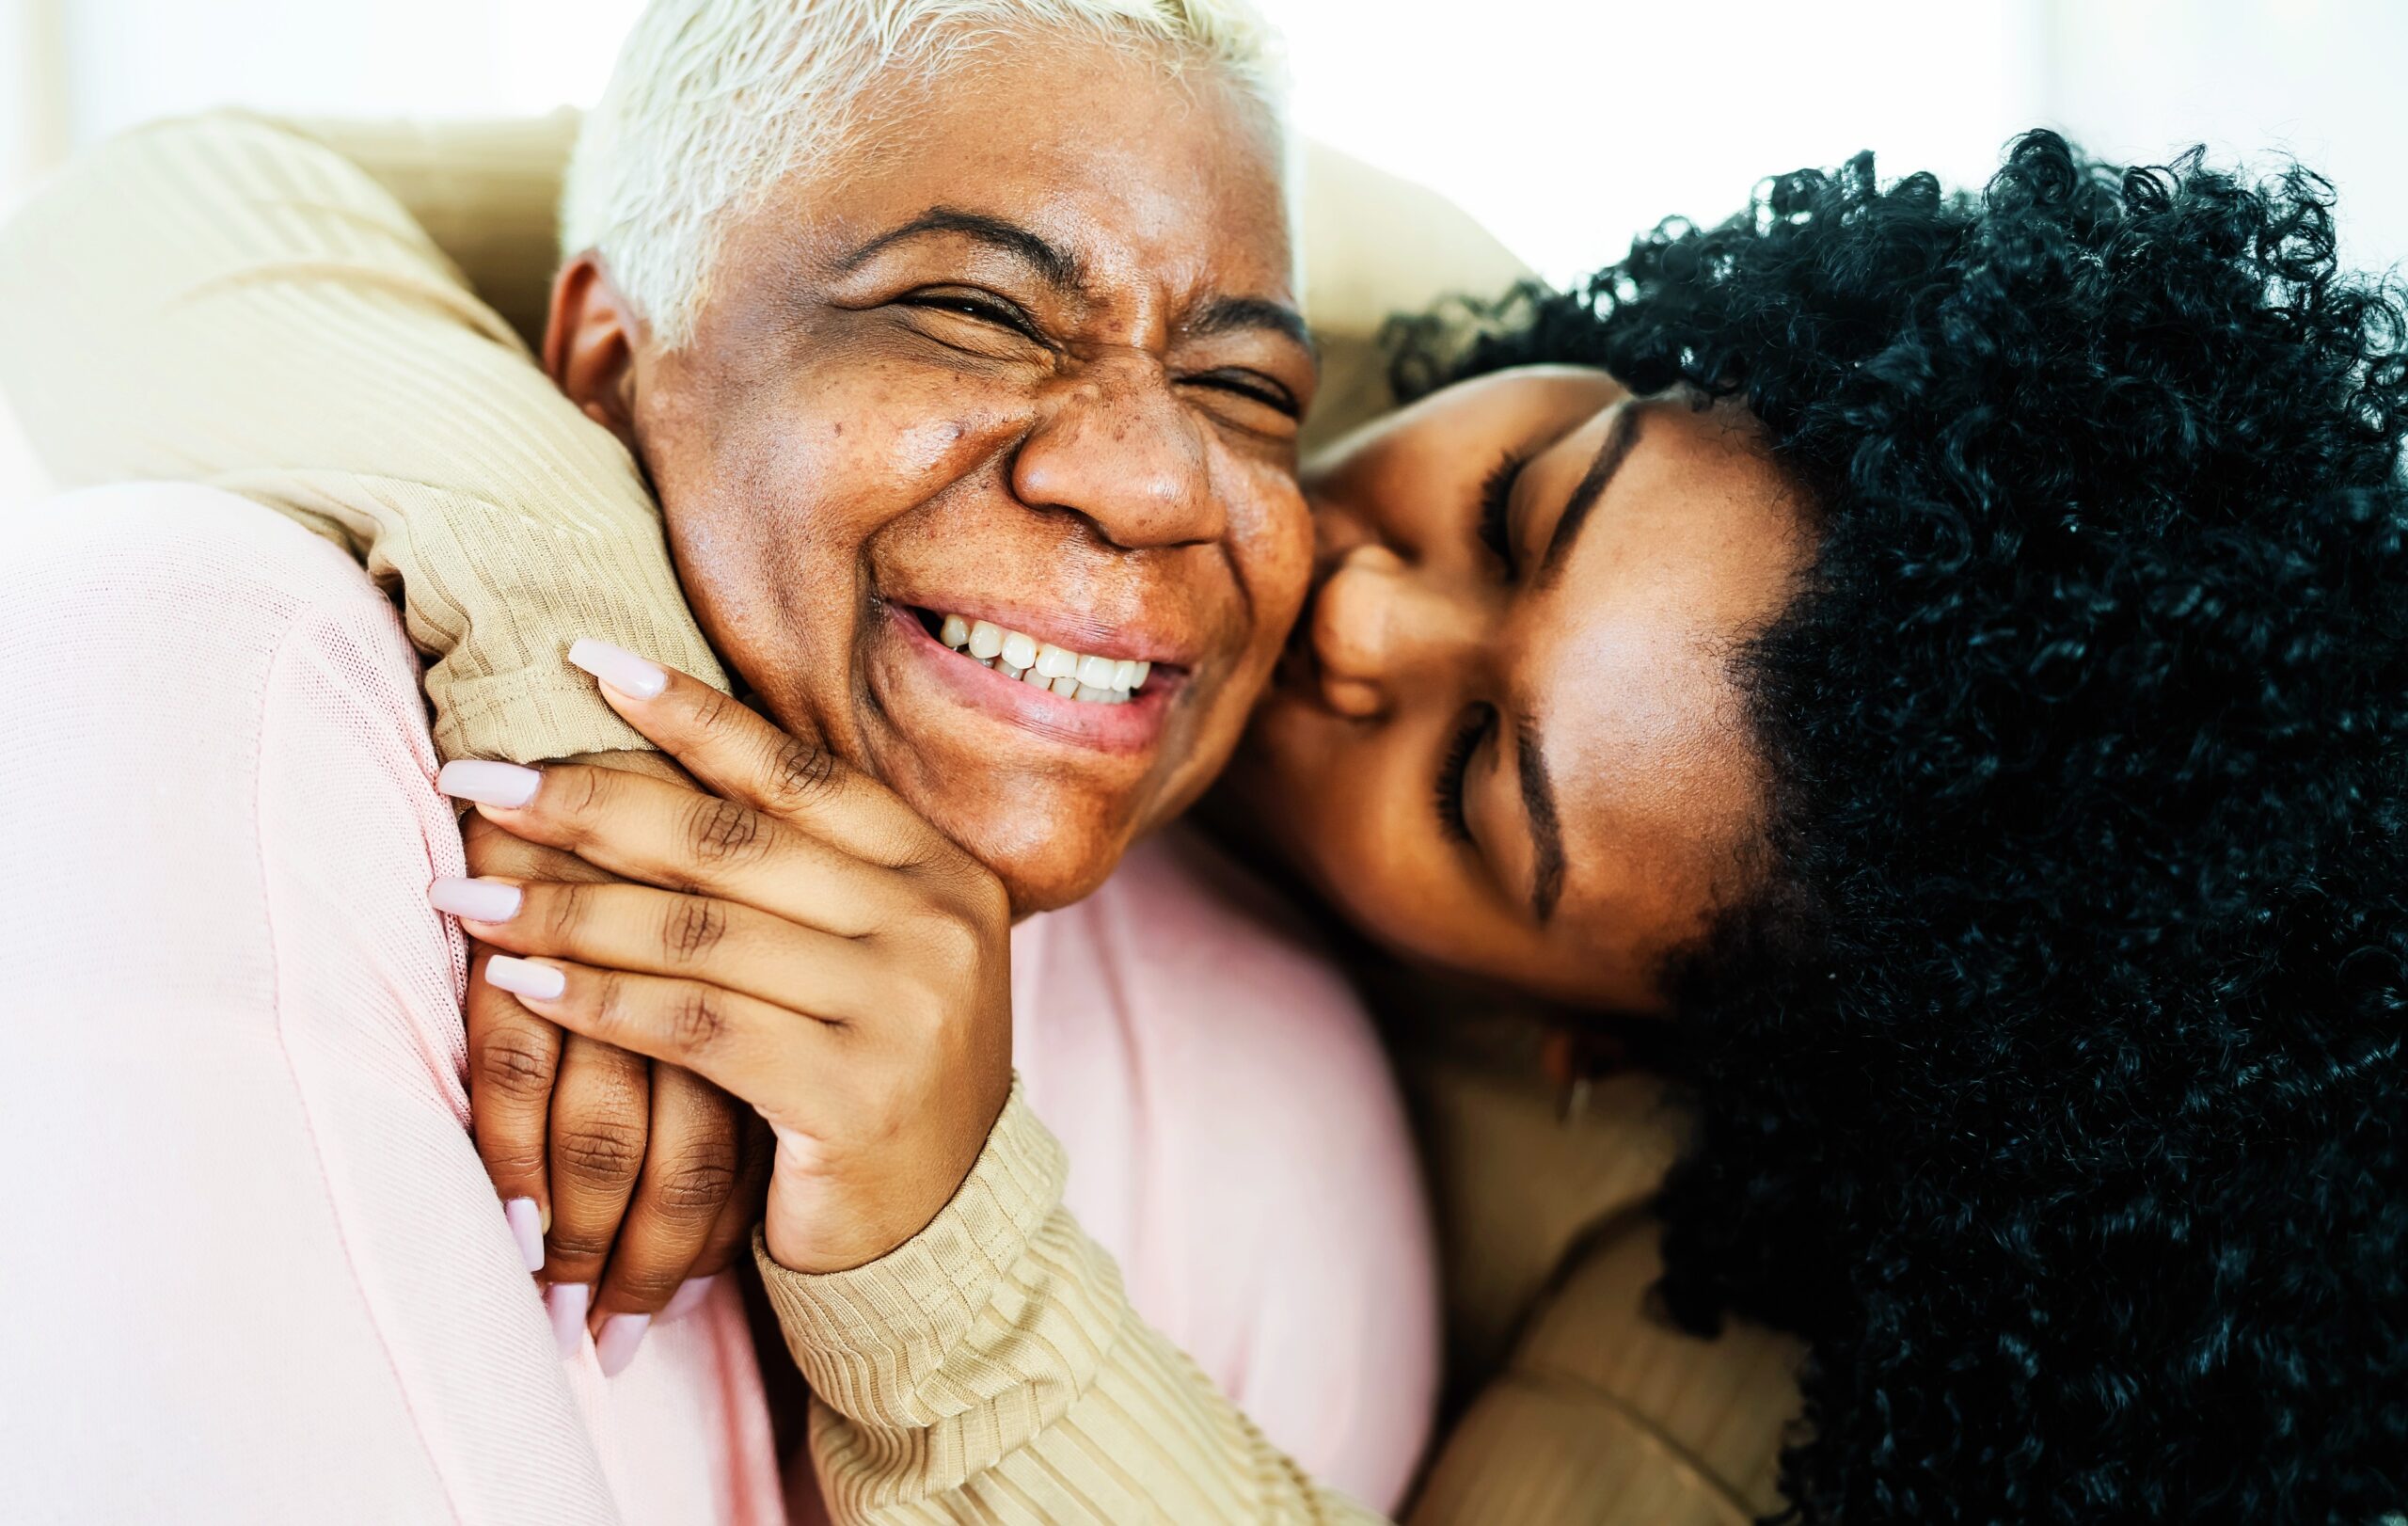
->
<box><xmin>436</xmin><ymin>642</ymin><xmax>1015</xmax><ymax>1274</ymax></box>
<box><xmin>438</xmin><ymin>750</ymin><xmax>772</xmax><ymax>1369</ymax></box>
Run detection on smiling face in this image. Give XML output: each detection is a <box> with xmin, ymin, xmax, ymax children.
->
<box><xmin>554</xmin><ymin>32</ymin><xmax>1313</xmax><ymax>914</ymax></box>
<box><xmin>1219</xmin><ymin>367</ymin><xmax>1814</xmax><ymax>1010</ymax></box>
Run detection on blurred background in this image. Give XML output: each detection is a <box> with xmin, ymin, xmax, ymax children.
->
<box><xmin>4</xmin><ymin>0</ymin><xmax>2405</xmax><ymax>492</ymax></box>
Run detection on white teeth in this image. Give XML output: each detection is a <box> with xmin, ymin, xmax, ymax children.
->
<box><xmin>933</xmin><ymin>612</ymin><xmax>1157</xmax><ymax>702</ymax></box>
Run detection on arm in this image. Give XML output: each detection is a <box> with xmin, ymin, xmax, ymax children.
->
<box><xmin>758</xmin><ymin>1093</ymin><xmax>1391</xmax><ymax>1525</ymax></box>
<box><xmin>0</xmin><ymin>110</ymin><xmax>724</xmax><ymax>763</ymax></box>
<box><xmin>0</xmin><ymin>486</ymin><xmax>777</xmax><ymax>1522</ymax></box>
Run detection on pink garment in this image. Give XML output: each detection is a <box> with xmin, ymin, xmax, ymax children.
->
<box><xmin>0</xmin><ymin>486</ymin><xmax>1436</xmax><ymax>1523</ymax></box>
<box><xmin>1016</xmin><ymin>836</ymin><xmax>1441</xmax><ymax>1511</ymax></box>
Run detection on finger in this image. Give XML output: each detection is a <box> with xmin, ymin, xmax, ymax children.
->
<box><xmin>457</xmin><ymin>877</ymin><xmax>889</xmax><ymax>1015</ymax></box>
<box><xmin>590</xmin><ymin>1068</ymin><xmax>746</xmax><ymax>1371</ymax></box>
<box><xmin>693</xmin><ymin>1112</ymin><xmax>775</xmax><ymax>1280</ymax></box>
<box><xmin>482</xmin><ymin>952</ymin><xmax>842</xmax><ymax>1127</ymax></box>
<box><xmin>442</xmin><ymin>761</ymin><xmax>911</xmax><ymax>938</ymax></box>
<box><xmin>540</xmin><ymin>1034</ymin><xmax>652</xmax><ymax>1302</ymax></box>
<box><xmin>566</xmin><ymin>639</ymin><xmax>939</xmax><ymax>866</ymax></box>
<box><xmin>463</xmin><ymin>810</ymin><xmax>604</xmax><ymax>886</ymax></box>
<box><xmin>463</xmin><ymin>946</ymin><xmax>562</xmax><ymax>1269</ymax></box>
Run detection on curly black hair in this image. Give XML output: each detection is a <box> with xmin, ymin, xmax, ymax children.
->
<box><xmin>1395</xmin><ymin>131</ymin><xmax>2408</xmax><ymax>1523</ymax></box>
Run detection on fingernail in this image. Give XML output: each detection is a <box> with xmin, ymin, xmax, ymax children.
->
<box><xmin>547</xmin><ymin>1281</ymin><xmax>591</xmax><ymax>1358</ymax></box>
<box><xmin>437</xmin><ymin>759</ymin><xmax>541</xmax><ymax>808</ymax></box>
<box><xmin>568</xmin><ymin>638</ymin><xmax>669</xmax><ymax>700</ymax></box>
<box><xmin>430</xmin><ymin>876</ymin><xmax>522</xmax><ymax>924</ymax></box>
<box><xmin>661</xmin><ymin>1276</ymin><xmax>719</xmax><ymax>1322</ymax></box>
<box><xmin>486</xmin><ymin>955</ymin><xmax>565</xmax><ymax>1001</ymax></box>
<box><xmin>595</xmin><ymin>1312</ymin><xmax>651</xmax><ymax>1376</ymax></box>
<box><xmin>503</xmin><ymin>1197</ymin><xmax>546</xmax><ymax>1272</ymax></box>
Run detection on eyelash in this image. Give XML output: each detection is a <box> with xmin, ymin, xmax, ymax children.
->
<box><xmin>898</xmin><ymin>290</ymin><xmax>1046</xmax><ymax>344</ymax></box>
<box><xmin>1434</xmin><ymin>703</ymin><xmax>1497</xmax><ymax>844</ymax></box>
<box><xmin>1188</xmin><ymin>370</ymin><xmax>1300</xmax><ymax>420</ymax></box>
<box><xmin>1477</xmin><ymin>449</ymin><xmax>1528</xmax><ymax>571</ymax></box>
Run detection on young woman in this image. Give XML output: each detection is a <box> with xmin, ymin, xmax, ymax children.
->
<box><xmin>9</xmin><ymin>104</ymin><xmax>2401</xmax><ymax>1526</ymax></box>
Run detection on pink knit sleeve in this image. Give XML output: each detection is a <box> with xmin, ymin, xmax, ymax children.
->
<box><xmin>0</xmin><ymin>485</ymin><xmax>781</xmax><ymax>1524</ymax></box>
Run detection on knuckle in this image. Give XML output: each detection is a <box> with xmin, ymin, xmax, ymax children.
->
<box><xmin>685</xmin><ymin>797</ymin><xmax>767</xmax><ymax>867</ymax></box>
<box><xmin>765</xmin><ymin>734</ymin><xmax>840</xmax><ymax>810</ymax></box>
<box><xmin>662</xmin><ymin>896</ymin><xmax>727</xmax><ymax>963</ymax></box>
<box><xmin>557</xmin><ymin>763</ymin><xmax>610</xmax><ymax>822</ymax></box>
<box><xmin>671</xmin><ymin>985</ymin><xmax>729</xmax><ymax>1054</ymax></box>
<box><xmin>473</xmin><ymin>1027</ymin><xmax>559</xmax><ymax>1104</ymax></box>
<box><xmin>554</xmin><ymin>1120</ymin><xmax>646</xmax><ymax>1185</ymax></box>
<box><xmin>545</xmin><ymin>1225</ymin><xmax>618</xmax><ymax>1264</ymax></box>
<box><xmin>652</xmin><ymin>1155</ymin><xmax>739</xmax><ymax>1216</ymax></box>
<box><xmin>914</xmin><ymin>907</ymin><xmax>988</xmax><ymax>975</ymax></box>
<box><xmin>689</xmin><ymin>686</ymin><xmax>739</xmax><ymax>739</ymax></box>
<box><xmin>538</xmin><ymin>881</ymin><xmax>592</xmax><ymax>946</ymax></box>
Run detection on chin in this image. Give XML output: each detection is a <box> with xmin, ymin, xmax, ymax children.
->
<box><xmin>942</xmin><ymin>799</ymin><xmax>1140</xmax><ymax>918</ymax></box>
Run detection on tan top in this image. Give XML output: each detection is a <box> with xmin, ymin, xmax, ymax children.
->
<box><xmin>0</xmin><ymin>111</ymin><xmax>1799</xmax><ymax>1523</ymax></box>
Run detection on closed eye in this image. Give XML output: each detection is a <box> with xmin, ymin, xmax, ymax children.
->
<box><xmin>1434</xmin><ymin>703</ymin><xmax>1497</xmax><ymax>843</ymax></box>
<box><xmin>1183</xmin><ymin>368</ymin><xmax>1301</xmax><ymax>420</ymax></box>
<box><xmin>1477</xmin><ymin>448</ymin><xmax>1529</xmax><ymax>572</ymax></box>
<box><xmin>895</xmin><ymin>288</ymin><xmax>1049</xmax><ymax>346</ymax></box>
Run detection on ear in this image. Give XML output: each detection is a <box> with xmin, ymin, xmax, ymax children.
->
<box><xmin>545</xmin><ymin>253</ymin><xmax>643</xmax><ymax>449</ymax></box>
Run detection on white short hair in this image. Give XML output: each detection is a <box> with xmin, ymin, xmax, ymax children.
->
<box><xmin>562</xmin><ymin>0</ymin><xmax>1291</xmax><ymax>348</ymax></box>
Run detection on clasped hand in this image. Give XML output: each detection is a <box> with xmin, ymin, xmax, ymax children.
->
<box><xmin>435</xmin><ymin>642</ymin><xmax>1015</xmax><ymax>1362</ymax></box>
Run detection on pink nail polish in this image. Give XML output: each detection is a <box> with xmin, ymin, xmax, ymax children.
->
<box><xmin>661</xmin><ymin>1276</ymin><xmax>720</xmax><ymax>1322</ymax></box>
<box><xmin>430</xmin><ymin>876</ymin><xmax>522</xmax><ymax>924</ymax></box>
<box><xmin>503</xmin><ymin>1197</ymin><xmax>546</xmax><ymax>1273</ymax></box>
<box><xmin>547</xmin><ymin>1282</ymin><xmax>591</xmax><ymax>1358</ymax></box>
<box><xmin>437</xmin><ymin>759</ymin><xmax>541</xmax><ymax>808</ymax></box>
<box><xmin>568</xmin><ymin>638</ymin><xmax>669</xmax><ymax>700</ymax></box>
<box><xmin>595</xmin><ymin>1312</ymin><xmax>651</xmax><ymax>1376</ymax></box>
<box><xmin>486</xmin><ymin>955</ymin><xmax>566</xmax><ymax>1001</ymax></box>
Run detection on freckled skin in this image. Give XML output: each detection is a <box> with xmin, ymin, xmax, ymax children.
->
<box><xmin>1213</xmin><ymin>369</ymin><xmax>1814</xmax><ymax>1010</ymax></box>
<box><xmin>553</xmin><ymin>36</ymin><xmax>1315</xmax><ymax>914</ymax></box>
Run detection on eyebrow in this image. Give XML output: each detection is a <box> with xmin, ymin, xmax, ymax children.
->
<box><xmin>834</xmin><ymin>207</ymin><xmax>1086</xmax><ymax>294</ymax></box>
<box><xmin>1185</xmin><ymin>294</ymin><xmax>1316</xmax><ymax>356</ymax></box>
<box><xmin>1540</xmin><ymin>402</ymin><xmax>1642</xmax><ymax>586</ymax></box>
<box><xmin>1515</xmin><ymin>714</ymin><xmax>1566</xmax><ymax>924</ymax></box>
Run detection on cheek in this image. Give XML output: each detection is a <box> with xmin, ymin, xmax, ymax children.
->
<box><xmin>644</xmin><ymin>363</ymin><xmax>1011</xmax><ymax>643</ymax></box>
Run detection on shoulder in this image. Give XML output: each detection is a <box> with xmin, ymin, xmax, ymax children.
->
<box><xmin>15</xmin><ymin>484</ymin><xmax>407</xmax><ymax>662</ymax></box>
<box><xmin>15</xmin><ymin>482</ymin><xmax>398</xmax><ymax>637</ymax></box>
<box><xmin>11</xmin><ymin>484</ymin><xmax>439</xmax><ymax>810</ymax></box>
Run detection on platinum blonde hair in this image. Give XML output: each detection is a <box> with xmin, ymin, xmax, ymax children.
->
<box><xmin>561</xmin><ymin>0</ymin><xmax>1292</xmax><ymax>348</ymax></box>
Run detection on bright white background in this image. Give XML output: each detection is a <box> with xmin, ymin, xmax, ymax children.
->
<box><xmin>5</xmin><ymin>0</ymin><xmax>2405</xmax><ymax>493</ymax></box>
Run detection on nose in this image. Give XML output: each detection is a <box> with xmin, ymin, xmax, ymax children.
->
<box><xmin>1010</xmin><ymin>357</ymin><xmax>1224</xmax><ymax>549</ymax></box>
<box><xmin>1310</xmin><ymin>542</ymin><xmax>1489</xmax><ymax>718</ymax></box>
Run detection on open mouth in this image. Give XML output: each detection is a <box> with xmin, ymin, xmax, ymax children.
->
<box><xmin>909</xmin><ymin>607</ymin><xmax>1163</xmax><ymax>704</ymax></box>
